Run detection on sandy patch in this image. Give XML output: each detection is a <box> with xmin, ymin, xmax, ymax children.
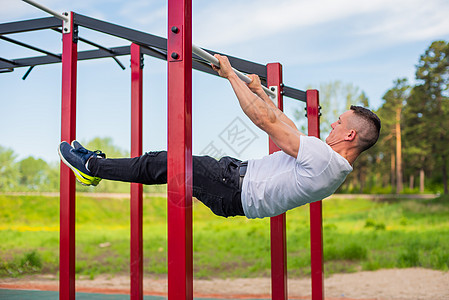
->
<box><xmin>1</xmin><ymin>268</ymin><xmax>448</xmax><ymax>299</ymax></box>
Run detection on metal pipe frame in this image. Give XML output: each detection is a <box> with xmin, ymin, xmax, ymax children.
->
<box><xmin>0</xmin><ymin>57</ymin><xmax>17</xmax><ymax>66</ymax></box>
<box><xmin>130</xmin><ymin>43</ymin><xmax>144</xmax><ymax>300</ymax></box>
<box><xmin>268</xmin><ymin>63</ymin><xmax>288</xmax><ymax>300</ymax></box>
<box><xmin>51</xmin><ymin>28</ymin><xmax>125</xmax><ymax>70</ymax></box>
<box><xmin>192</xmin><ymin>44</ymin><xmax>276</xmax><ymax>98</ymax></box>
<box><xmin>59</xmin><ymin>11</ymin><xmax>77</xmax><ymax>300</ymax></box>
<box><xmin>0</xmin><ymin>46</ymin><xmax>130</xmax><ymax>69</ymax></box>
<box><xmin>167</xmin><ymin>0</ymin><xmax>193</xmax><ymax>299</ymax></box>
<box><xmin>22</xmin><ymin>0</ymin><xmax>69</xmax><ymax>22</ymax></box>
<box><xmin>1</xmin><ymin>7</ymin><xmax>323</xmax><ymax>300</ymax></box>
<box><xmin>0</xmin><ymin>13</ymin><xmax>306</xmax><ymax>102</ymax></box>
<box><xmin>21</xmin><ymin>0</ymin><xmax>71</xmax><ymax>33</ymax></box>
<box><xmin>0</xmin><ymin>17</ymin><xmax>61</xmax><ymax>34</ymax></box>
<box><xmin>0</xmin><ymin>35</ymin><xmax>61</xmax><ymax>59</ymax></box>
<box><xmin>0</xmin><ymin>67</ymin><xmax>14</xmax><ymax>73</ymax></box>
<box><xmin>307</xmin><ymin>90</ymin><xmax>324</xmax><ymax>300</ymax></box>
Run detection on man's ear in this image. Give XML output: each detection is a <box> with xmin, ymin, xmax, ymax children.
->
<box><xmin>345</xmin><ymin>129</ymin><xmax>357</xmax><ymax>141</ymax></box>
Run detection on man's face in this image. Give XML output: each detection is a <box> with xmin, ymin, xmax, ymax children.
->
<box><xmin>325</xmin><ymin>110</ymin><xmax>354</xmax><ymax>145</ymax></box>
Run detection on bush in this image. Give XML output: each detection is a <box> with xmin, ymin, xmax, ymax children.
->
<box><xmin>325</xmin><ymin>243</ymin><xmax>367</xmax><ymax>261</ymax></box>
<box><xmin>0</xmin><ymin>250</ymin><xmax>43</xmax><ymax>277</ymax></box>
<box><xmin>21</xmin><ymin>250</ymin><xmax>42</xmax><ymax>269</ymax></box>
<box><xmin>365</xmin><ymin>218</ymin><xmax>386</xmax><ymax>230</ymax></box>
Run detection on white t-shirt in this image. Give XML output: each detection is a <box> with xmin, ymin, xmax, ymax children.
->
<box><xmin>241</xmin><ymin>135</ymin><xmax>353</xmax><ymax>219</ymax></box>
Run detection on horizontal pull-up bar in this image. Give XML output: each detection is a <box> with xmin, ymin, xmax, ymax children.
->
<box><xmin>0</xmin><ymin>12</ymin><xmax>306</xmax><ymax>102</ymax></box>
<box><xmin>192</xmin><ymin>44</ymin><xmax>277</xmax><ymax>99</ymax></box>
<box><xmin>22</xmin><ymin>0</ymin><xmax>71</xmax><ymax>33</ymax></box>
<box><xmin>22</xmin><ymin>0</ymin><xmax>68</xmax><ymax>22</ymax></box>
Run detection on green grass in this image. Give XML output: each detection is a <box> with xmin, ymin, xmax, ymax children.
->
<box><xmin>0</xmin><ymin>194</ymin><xmax>448</xmax><ymax>279</ymax></box>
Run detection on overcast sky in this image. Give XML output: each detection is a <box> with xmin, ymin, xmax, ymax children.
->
<box><xmin>1</xmin><ymin>0</ymin><xmax>449</xmax><ymax>162</ymax></box>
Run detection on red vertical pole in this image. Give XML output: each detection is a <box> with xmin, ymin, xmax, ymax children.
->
<box><xmin>307</xmin><ymin>90</ymin><xmax>324</xmax><ymax>300</ymax></box>
<box><xmin>267</xmin><ymin>63</ymin><xmax>288</xmax><ymax>300</ymax></box>
<box><xmin>59</xmin><ymin>12</ymin><xmax>77</xmax><ymax>300</ymax></box>
<box><xmin>130</xmin><ymin>43</ymin><xmax>144</xmax><ymax>300</ymax></box>
<box><xmin>167</xmin><ymin>0</ymin><xmax>193</xmax><ymax>299</ymax></box>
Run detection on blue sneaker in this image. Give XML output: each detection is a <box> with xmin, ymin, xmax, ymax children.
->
<box><xmin>70</xmin><ymin>141</ymin><xmax>105</xmax><ymax>186</ymax></box>
<box><xmin>58</xmin><ymin>141</ymin><xmax>105</xmax><ymax>186</ymax></box>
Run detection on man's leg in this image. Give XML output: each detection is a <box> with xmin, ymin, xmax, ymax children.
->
<box><xmin>90</xmin><ymin>152</ymin><xmax>245</xmax><ymax>217</ymax></box>
<box><xmin>59</xmin><ymin>141</ymin><xmax>244</xmax><ymax>218</ymax></box>
<box><xmin>58</xmin><ymin>141</ymin><xmax>165</xmax><ymax>186</ymax></box>
<box><xmin>89</xmin><ymin>151</ymin><xmax>167</xmax><ymax>185</ymax></box>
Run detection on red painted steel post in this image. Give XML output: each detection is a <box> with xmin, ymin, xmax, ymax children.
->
<box><xmin>306</xmin><ymin>90</ymin><xmax>324</xmax><ymax>300</ymax></box>
<box><xmin>267</xmin><ymin>63</ymin><xmax>288</xmax><ymax>300</ymax></box>
<box><xmin>130</xmin><ymin>43</ymin><xmax>144</xmax><ymax>300</ymax></box>
<box><xmin>167</xmin><ymin>0</ymin><xmax>193</xmax><ymax>299</ymax></box>
<box><xmin>59</xmin><ymin>12</ymin><xmax>77</xmax><ymax>300</ymax></box>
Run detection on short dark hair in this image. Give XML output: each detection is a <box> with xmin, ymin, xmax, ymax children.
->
<box><xmin>349</xmin><ymin>105</ymin><xmax>381</xmax><ymax>152</ymax></box>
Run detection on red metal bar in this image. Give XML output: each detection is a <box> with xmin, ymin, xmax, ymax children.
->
<box><xmin>130</xmin><ymin>43</ymin><xmax>144</xmax><ymax>300</ymax></box>
<box><xmin>167</xmin><ymin>0</ymin><xmax>193</xmax><ymax>299</ymax></box>
<box><xmin>306</xmin><ymin>90</ymin><xmax>323</xmax><ymax>300</ymax></box>
<box><xmin>267</xmin><ymin>63</ymin><xmax>288</xmax><ymax>300</ymax></box>
<box><xmin>59</xmin><ymin>12</ymin><xmax>77</xmax><ymax>300</ymax></box>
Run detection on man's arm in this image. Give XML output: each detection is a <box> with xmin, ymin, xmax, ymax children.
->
<box><xmin>246</xmin><ymin>74</ymin><xmax>298</xmax><ymax>131</ymax></box>
<box><xmin>212</xmin><ymin>55</ymin><xmax>305</xmax><ymax>158</ymax></box>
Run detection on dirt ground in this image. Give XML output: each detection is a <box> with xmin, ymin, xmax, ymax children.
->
<box><xmin>1</xmin><ymin>268</ymin><xmax>448</xmax><ymax>299</ymax></box>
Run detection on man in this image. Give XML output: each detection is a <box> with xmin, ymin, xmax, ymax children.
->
<box><xmin>59</xmin><ymin>55</ymin><xmax>381</xmax><ymax>219</ymax></box>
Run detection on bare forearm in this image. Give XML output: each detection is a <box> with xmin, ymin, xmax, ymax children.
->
<box><xmin>253</xmin><ymin>88</ymin><xmax>299</xmax><ymax>130</ymax></box>
<box><xmin>234</xmin><ymin>82</ymin><xmax>302</xmax><ymax>157</ymax></box>
<box><xmin>227</xmin><ymin>74</ymin><xmax>276</xmax><ymax>128</ymax></box>
<box><xmin>253</xmin><ymin>88</ymin><xmax>277</xmax><ymax>109</ymax></box>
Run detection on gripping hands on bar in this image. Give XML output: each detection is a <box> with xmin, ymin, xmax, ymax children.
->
<box><xmin>192</xmin><ymin>44</ymin><xmax>276</xmax><ymax>99</ymax></box>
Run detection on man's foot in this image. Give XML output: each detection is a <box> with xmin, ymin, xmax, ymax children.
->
<box><xmin>70</xmin><ymin>141</ymin><xmax>104</xmax><ymax>186</ymax></box>
<box><xmin>58</xmin><ymin>141</ymin><xmax>105</xmax><ymax>186</ymax></box>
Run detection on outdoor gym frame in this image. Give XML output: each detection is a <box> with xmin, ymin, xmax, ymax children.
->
<box><xmin>0</xmin><ymin>1</ymin><xmax>323</xmax><ymax>299</ymax></box>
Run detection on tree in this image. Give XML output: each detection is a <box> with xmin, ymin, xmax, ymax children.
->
<box><xmin>415</xmin><ymin>41</ymin><xmax>449</xmax><ymax>194</ymax></box>
<box><xmin>0</xmin><ymin>146</ymin><xmax>19</xmax><ymax>191</ymax></box>
<box><xmin>402</xmin><ymin>85</ymin><xmax>432</xmax><ymax>193</ymax></box>
<box><xmin>44</xmin><ymin>162</ymin><xmax>60</xmax><ymax>192</ymax></box>
<box><xmin>18</xmin><ymin>157</ymin><xmax>49</xmax><ymax>190</ymax></box>
<box><xmin>377</xmin><ymin>79</ymin><xmax>410</xmax><ymax>193</ymax></box>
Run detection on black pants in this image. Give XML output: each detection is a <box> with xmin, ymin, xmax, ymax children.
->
<box><xmin>89</xmin><ymin>151</ymin><xmax>245</xmax><ymax>218</ymax></box>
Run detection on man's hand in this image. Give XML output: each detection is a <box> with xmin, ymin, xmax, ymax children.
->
<box><xmin>211</xmin><ymin>54</ymin><xmax>236</xmax><ymax>79</ymax></box>
<box><xmin>211</xmin><ymin>54</ymin><xmax>302</xmax><ymax>158</ymax></box>
<box><xmin>212</xmin><ymin>56</ymin><xmax>262</xmax><ymax>93</ymax></box>
<box><xmin>246</xmin><ymin>74</ymin><xmax>264</xmax><ymax>94</ymax></box>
